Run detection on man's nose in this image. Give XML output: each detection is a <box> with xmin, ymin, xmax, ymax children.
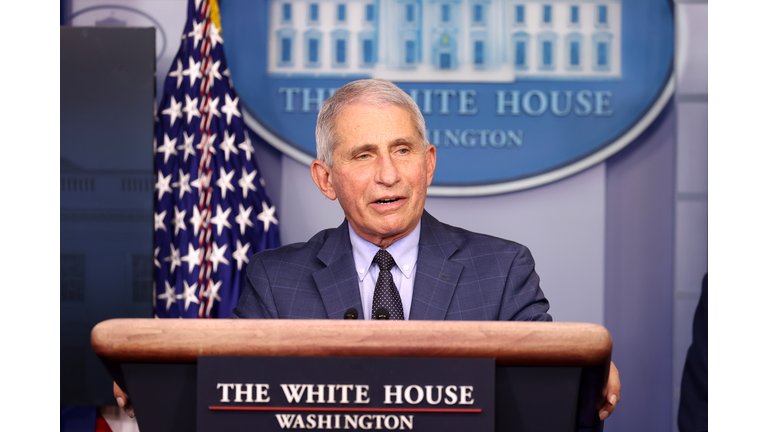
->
<box><xmin>375</xmin><ymin>154</ymin><xmax>400</xmax><ymax>186</ymax></box>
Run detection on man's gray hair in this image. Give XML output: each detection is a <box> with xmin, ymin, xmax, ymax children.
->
<box><xmin>315</xmin><ymin>79</ymin><xmax>428</xmax><ymax>165</ymax></box>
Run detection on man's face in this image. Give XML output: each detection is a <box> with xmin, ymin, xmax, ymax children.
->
<box><xmin>311</xmin><ymin>103</ymin><xmax>436</xmax><ymax>249</ymax></box>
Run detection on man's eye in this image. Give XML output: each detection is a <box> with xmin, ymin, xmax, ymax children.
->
<box><xmin>357</xmin><ymin>154</ymin><xmax>370</xmax><ymax>160</ymax></box>
<box><xmin>396</xmin><ymin>148</ymin><xmax>409</xmax><ymax>154</ymax></box>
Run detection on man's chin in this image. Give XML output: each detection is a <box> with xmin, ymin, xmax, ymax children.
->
<box><xmin>376</xmin><ymin>221</ymin><xmax>420</xmax><ymax>243</ymax></box>
<box><xmin>352</xmin><ymin>219</ymin><xmax>413</xmax><ymax>247</ymax></box>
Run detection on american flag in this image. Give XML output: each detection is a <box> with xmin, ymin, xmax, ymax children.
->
<box><xmin>153</xmin><ymin>0</ymin><xmax>280</xmax><ymax>318</ymax></box>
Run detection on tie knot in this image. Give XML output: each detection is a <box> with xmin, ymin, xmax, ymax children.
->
<box><xmin>374</xmin><ymin>249</ymin><xmax>395</xmax><ymax>272</ymax></box>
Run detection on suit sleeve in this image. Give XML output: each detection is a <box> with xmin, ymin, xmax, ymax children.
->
<box><xmin>500</xmin><ymin>244</ymin><xmax>552</xmax><ymax>322</ymax></box>
<box><xmin>678</xmin><ymin>274</ymin><xmax>708</xmax><ymax>432</ymax></box>
<box><xmin>230</xmin><ymin>256</ymin><xmax>281</xmax><ymax>319</ymax></box>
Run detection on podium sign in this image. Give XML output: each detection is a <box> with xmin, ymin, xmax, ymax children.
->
<box><xmin>91</xmin><ymin>319</ymin><xmax>613</xmax><ymax>432</ymax></box>
<box><xmin>198</xmin><ymin>357</ymin><xmax>495</xmax><ymax>431</ymax></box>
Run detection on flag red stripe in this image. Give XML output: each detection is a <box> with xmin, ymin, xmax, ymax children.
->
<box><xmin>95</xmin><ymin>410</ymin><xmax>114</xmax><ymax>432</ymax></box>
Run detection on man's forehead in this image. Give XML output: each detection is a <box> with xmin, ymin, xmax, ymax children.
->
<box><xmin>337</xmin><ymin>100</ymin><xmax>407</xmax><ymax>118</ymax></box>
<box><xmin>338</xmin><ymin>103</ymin><xmax>418</xmax><ymax>131</ymax></box>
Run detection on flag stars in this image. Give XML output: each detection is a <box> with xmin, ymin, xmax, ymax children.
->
<box><xmin>181</xmin><ymin>242</ymin><xmax>202</xmax><ymax>272</ymax></box>
<box><xmin>216</xmin><ymin>167</ymin><xmax>236</xmax><ymax>198</ymax></box>
<box><xmin>239</xmin><ymin>167</ymin><xmax>257</xmax><ymax>198</ymax></box>
<box><xmin>211</xmin><ymin>204</ymin><xmax>233</xmax><ymax>236</ymax></box>
<box><xmin>172</xmin><ymin>206</ymin><xmax>188</xmax><ymax>235</ymax></box>
<box><xmin>164</xmin><ymin>243</ymin><xmax>182</xmax><ymax>274</ymax></box>
<box><xmin>190</xmin><ymin>171</ymin><xmax>209</xmax><ymax>196</ymax></box>
<box><xmin>188</xmin><ymin>19</ymin><xmax>205</xmax><ymax>49</ymax></box>
<box><xmin>155</xmin><ymin>171</ymin><xmax>173</xmax><ymax>200</ymax></box>
<box><xmin>204</xmin><ymin>280</ymin><xmax>223</xmax><ymax>317</ymax></box>
<box><xmin>162</xmin><ymin>95</ymin><xmax>183</xmax><ymax>127</ymax></box>
<box><xmin>196</xmin><ymin>133</ymin><xmax>218</xmax><ymax>156</ymax></box>
<box><xmin>208</xmin><ymin>22</ymin><xmax>224</xmax><ymax>48</ymax></box>
<box><xmin>157</xmin><ymin>281</ymin><xmax>177</xmax><ymax>311</ymax></box>
<box><xmin>183</xmin><ymin>94</ymin><xmax>200</xmax><ymax>123</ymax></box>
<box><xmin>232</xmin><ymin>240</ymin><xmax>251</xmax><ymax>271</ymax></box>
<box><xmin>221</xmin><ymin>94</ymin><xmax>241</xmax><ymax>125</ymax></box>
<box><xmin>177</xmin><ymin>131</ymin><xmax>197</xmax><ymax>162</ymax></box>
<box><xmin>238</xmin><ymin>131</ymin><xmax>255</xmax><ymax>161</ymax></box>
<box><xmin>204</xmin><ymin>60</ymin><xmax>223</xmax><ymax>92</ymax></box>
<box><xmin>190</xmin><ymin>177</ymin><xmax>203</xmax><ymax>194</ymax></box>
<box><xmin>208</xmin><ymin>243</ymin><xmax>230</xmax><ymax>273</ymax></box>
<box><xmin>156</xmin><ymin>134</ymin><xmax>178</xmax><ymax>164</ymax></box>
<box><xmin>154</xmin><ymin>210</ymin><xmax>168</xmax><ymax>232</ymax></box>
<box><xmin>235</xmin><ymin>204</ymin><xmax>254</xmax><ymax>235</ymax></box>
<box><xmin>176</xmin><ymin>281</ymin><xmax>200</xmax><ymax>312</ymax></box>
<box><xmin>206</xmin><ymin>96</ymin><xmax>221</xmax><ymax>118</ymax></box>
<box><xmin>183</xmin><ymin>56</ymin><xmax>202</xmax><ymax>87</ymax></box>
<box><xmin>172</xmin><ymin>170</ymin><xmax>192</xmax><ymax>199</ymax></box>
<box><xmin>257</xmin><ymin>203</ymin><xmax>279</xmax><ymax>232</ymax></box>
<box><xmin>168</xmin><ymin>58</ymin><xmax>184</xmax><ymax>89</ymax></box>
<box><xmin>219</xmin><ymin>131</ymin><xmax>239</xmax><ymax>162</ymax></box>
<box><xmin>190</xmin><ymin>206</ymin><xmax>204</xmax><ymax>236</ymax></box>
<box><xmin>154</xmin><ymin>10</ymin><xmax>281</xmax><ymax>319</ymax></box>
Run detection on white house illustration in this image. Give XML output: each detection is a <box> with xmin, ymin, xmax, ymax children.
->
<box><xmin>267</xmin><ymin>0</ymin><xmax>621</xmax><ymax>82</ymax></box>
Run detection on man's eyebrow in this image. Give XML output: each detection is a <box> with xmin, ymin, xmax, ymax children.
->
<box><xmin>347</xmin><ymin>137</ymin><xmax>419</xmax><ymax>155</ymax></box>
<box><xmin>349</xmin><ymin>143</ymin><xmax>378</xmax><ymax>154</ymax></box>
<box><xmin>389</xmin><ymin>137</ymin><xmax>417</xmax><ymax>147</ymax></box>
<box><xmin>350</xmin><ymin>138</ymin><xmax>415</xmax><ymax>151</ymax></box>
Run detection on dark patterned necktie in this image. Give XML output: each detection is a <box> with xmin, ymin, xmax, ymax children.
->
<box><xmin>372</xmin><ymin>249</ymin><xmax>404</xmax><ymax>320</ymax></box>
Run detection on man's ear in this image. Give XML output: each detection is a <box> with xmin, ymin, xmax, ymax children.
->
<box><xmin>310</xmin><ymin>160</ymin><xmax>337</xmax><ymax>200</ymax></box>
<box><xmin>425</xmin><ymin>144</ymin><xmax>437</xmax><ymax>187</ymax></box>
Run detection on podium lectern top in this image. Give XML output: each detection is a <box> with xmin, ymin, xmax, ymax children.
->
<box><xmin>91</xmin><ymin>319</ymin><xmax>611</xmax><ymax>366</ymax></box>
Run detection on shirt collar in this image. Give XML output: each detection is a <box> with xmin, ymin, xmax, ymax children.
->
<box><xmin>349</xmin><ymin>221</ymin><xmax>421</xmax><ymax>281</ymax></box>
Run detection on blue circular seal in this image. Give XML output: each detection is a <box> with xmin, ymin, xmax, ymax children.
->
<box><xmin>221</xmin><ymin>0</ymin><xmax>674</xmax><ymax>195</ymax></box>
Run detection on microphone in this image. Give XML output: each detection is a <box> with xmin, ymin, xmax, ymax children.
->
<box><xmin>374</xmin><ymin>307</ymin><xmax>390</xmax><ymax>320</ymax></box>
<box><xmin>343</xmin><ymin>307</ymin><xmax>359</xmax><ymax>320</ymax></box>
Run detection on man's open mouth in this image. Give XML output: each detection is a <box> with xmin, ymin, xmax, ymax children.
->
<box><xmin>375</xmin><ymin>198</ymin><xmax>401</xmax><ymax>204</ymax></box>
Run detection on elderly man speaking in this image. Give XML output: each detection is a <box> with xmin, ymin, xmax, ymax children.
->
<box><xmin>116</xmin><ymin>78</ymin><xmax>620</xmax><ymax>421</ymax></box>
<box><xmin>233</xmin><ymin>78</ymin><xmax>550</xmax><ymax>323</ymax></box>
<box><xmin>231</xmin><ymin>78</ymin><xmax>620</xmax><ymax>419</ymax></box>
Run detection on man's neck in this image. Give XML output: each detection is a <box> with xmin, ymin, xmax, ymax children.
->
<box><xmin>348</xmin><ymin>223</ymin><xmax>419</xmax><ymax>249</ymax></box>
<box><xmin>348</xmin><ymin>220</ymin><xmax>422</xmax><ymax>256</ymax></box>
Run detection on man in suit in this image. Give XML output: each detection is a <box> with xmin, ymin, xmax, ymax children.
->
<box><xmin>230</xmin><ymin>78</ymin><xmax>619</xmax><ymax>420</ymax></box>
<box><xmin>117</xmin><ymin>78</ymin><xmax>620</xmax><ymax>420</ymax></box>
<box><xmin>232</xmin><ymin>78</ymin><xmax>549</xmax><ymax>322</ymax></box>
<box><xmin>232</xmin><ymin>209</ymin><xmax>549</xmax><ymax>321</ymax></box>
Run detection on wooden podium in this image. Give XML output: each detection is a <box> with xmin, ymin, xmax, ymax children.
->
<box><xmin>91</xmin><ymin>319</ymin><xmax>611</xmax><ymax>432</ymax></box>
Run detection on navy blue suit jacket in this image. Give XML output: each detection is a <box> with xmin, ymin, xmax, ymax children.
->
<box><xmin>232</xmin><ymin>211</ymin><xmax>551</xmax><ymax>321</ymax></box>
<box><xmin>678</xmin><ymin>274</ymin><xmax>707</xmax><ymax>432</ymax></box>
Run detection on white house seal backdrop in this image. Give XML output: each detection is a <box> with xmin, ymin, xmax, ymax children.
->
<box><xmin>210</xmin><ymin>0</ymin><xmax>673</xmax><ymax>196</ymax></box>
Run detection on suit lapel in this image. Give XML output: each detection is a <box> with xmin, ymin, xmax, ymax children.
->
<box><xmin>410</xmin><ymin>212</ymin><xmax>463</xmax><ymax>320</ymax></box>
<box><xmin>312</xmin><ymin>221</ymin><xmax>364</xmax><ymax>319</ymax></box>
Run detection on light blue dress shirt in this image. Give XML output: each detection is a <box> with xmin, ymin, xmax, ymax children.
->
<box><xmin>348</xmin><ymin>221</ymin><xmax>421</xmax><ymax>320</ymax></box>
